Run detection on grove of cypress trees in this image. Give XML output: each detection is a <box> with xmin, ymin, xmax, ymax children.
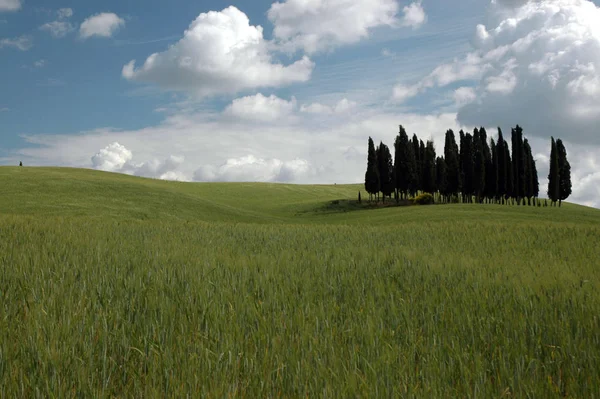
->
<box><xmin>365</xmin><ymin>137</ymin><xmax>380</xmax><ymax>201</ymax></box>
<box><xmin>556</xmin><ymin>139</ymin><xmax>572</xmax><ymax>207</ymax></box>
<box><xmin>503</xmin><ymin>139</ymin><xmax>513</xmax><ymax>203</ymax></box>
<box><xmin>511</xmin><ymin>125</ymin><xmax>527</xmax><ymax>202</ymax></box>
<box><xmin>547</xmin><ymin>137</ymin><xmax>560</xmax><ymax>206</ymax></box>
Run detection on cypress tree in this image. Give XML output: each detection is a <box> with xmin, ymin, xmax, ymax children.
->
<box><xmin>511</xmin><ymin>125</ymin><xmax>527</xmax><ymax>201</ymax></box>
<box><xmin>394</xmin><ymin>126</ymin><xmax>414</xmax><ymax>200</ymax></box>
<box><xmin>480</xmin><ymin>127</ymin><xmax>494</xmax><ymax>203</ymax></box>
<box><xmin>547</xmin><ymin>137</ymin><xmax>559</xmax><ymax>206</ymax></box>
<box><xmin>423</xmin><ymin>141</ymin><xmax>437</xmax><ymax>194</ymax></box>
<box><xmin>364</xmin><ymin>137</ymin><xmax>380</xmax><ymax>201</ymax></box>
<box><xmin>504</xmin><ymin>140</ymin><xmax>513</xmax><ymax>202</ymax></box>
<box><xmin>419</xmin><ymin>140</ymin><xmax>426</xmax><ymax>191</ymax></box>
<box><xmin>436</xmin><ymin>157</ymin><xmax>447</xmax><ymax>203</ymax></box>
<box><xmin>556</xmin><ymin>139</ymin><xmax>572</xmax><ymax>207</ymax></box>
<box><xmin>473</xmin><ymin>128</ymin><xmax>486</xmax><ymax>203</ymax></box>
<box><xmin>460</xmin><ymin>131</ymin><xmax>474</xmax><ymax>203</ymax></box>
<box><xmin>496</xmin><ymin>128</ymin><xmax>507</xmax><ymax>201</ymax></box>
<box><xmin>444</xmin><ymin>129</ymin><xmax>460</xmax><ymax>203</ymax></box>
<box><xmin>412</xmin><ymin>134</ymin><xmax>422</xmax><ymax>195</ymax></box>
<box><xmin>490</xmin><ymin>138</ymin><xmax>499</xmax><ymax>203</ymax></box>
<box><xmin>377</xmin><ymin>141</ymin><xmax>394</xmax><ymax>203</ymax></box>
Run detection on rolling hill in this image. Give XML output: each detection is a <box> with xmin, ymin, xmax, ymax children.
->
<box><xmin>1</xmin><ymin>166</ymin><xmax>599</xmax><ymax>397</ymax></box>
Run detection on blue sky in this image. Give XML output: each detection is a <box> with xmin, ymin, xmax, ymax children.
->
<box><xmin>1</xmin><ymin>0</ymin><xmax>599</xmax><ymax>207</ymax></box>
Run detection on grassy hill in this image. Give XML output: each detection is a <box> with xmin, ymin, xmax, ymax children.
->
<box><xmin>1</xmin><ymin>167</ymin><xmax>599</xmax><ymax>397</ymax></box>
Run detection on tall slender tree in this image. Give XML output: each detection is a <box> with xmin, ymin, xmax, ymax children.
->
<box><xmin>377</xmin><ymin>142</ymin><xmax>394</xmax><ymax>203</ymax></box>
<box><xmin>490</xmin><ymin>138</ymin><xmax>499</xmax><ymax>203</ymax></box>
<box><xmin>556</xmin><ymin>139</ymin><xmax>572</xmax><ymax>207</ymax></box>
<box><xmin>547</xmin><ymin>137</ymin><xmax>560</xmax><ymax>206</ymax></box>
<box><xmin>503</xmin><ymin>139</ymin><xmax>513</xmax><ymax>202</ymax></box>
<box><xmin>473</xmin><ymin>128</ymin><xmax>486</xmax><ymax>203</ymax></box>
<box><xmin>511</xmin><ymin>125</ymin><xmax>527</xmax><ymax>202</ymax></box>
<box><xmin>365</xmin><ymin>137</ymin><xmax>379</xmax><ymax>201</ymax></box>
<box><xmin>460</xmin><ymin>131</ymin><xmax>475</xmax><ymax>203</ymax></box>
<box><xmin>436</xmin><ymin>157</ymin><xmax>448</xmax><ymax>203</ymax></box>
<box><xmin>394</xmin><ymin>125</ymin><xmax>414</xmax><ymax>200</ymax></box>
<box><xmin>412</xmin><ymin>134</ymin><xmax>422</xmax><ymax>194</ymax></box>
<box><xmin>496</xmin><ymin>128</ymin><xmax>507</xmax><ymax>201</ymax></box>
<box><xmin>423</xmin><ymin>141</ymin><xmax>437</xmax><ymax>194</ymax></box>
<box><xmin>480</xmin><ymin>127</ymin><xmax>494</xmax><ymax>203</ymax></box>
<box><xmin>444</xmin><ymin>129</ymin><xmax>460</xmax><ymax>202</ymax></box>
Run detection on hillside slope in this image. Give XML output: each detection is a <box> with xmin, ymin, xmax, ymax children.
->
<box><xmin>1</xmin><ymin>166</ymin><xmax>599</xmax><ymax>226</ymax></box>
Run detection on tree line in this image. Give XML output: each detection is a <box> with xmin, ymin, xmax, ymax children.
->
<box><xmin>365</xmin><ymin>125</ymin><xmax>572</xmax><ymax>206</ymax></box>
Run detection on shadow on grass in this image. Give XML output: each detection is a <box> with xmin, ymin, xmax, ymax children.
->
<box><xmin>300</xmin><ymin>199</ymin><xmax>418</xmax><ymax>216</ymax></box>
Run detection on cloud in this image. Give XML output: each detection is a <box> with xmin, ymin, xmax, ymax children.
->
<box><xmin>300</xmin><ymin>98</ymin><xmax>357</xmax><ymax>115</ymax></box>
<box><xmin>193</xmin><ymin>155</ymin><xmax>313</xmax><ymax>183</ymax></box>
<box><xmin>401</xmin><ymin>1</ymin><xmax>426</xmax><ymax>28</ymax></box>
<box><xmin>453</xmin><ymin>87</ymin><xmax>477</xmax><ymax>106</ymax></box>
<box><xmin>0</xmin><ymin>107</ymin><xmax>8</xmax><ymax>112</ymax></box>
<box><xmin>79</xmin><ymin>12</ymin><xmax>125</xmax><ymax>39</ymax></box>
<box><xmin>401</xmin><ymin>0</ymin><xmax>600</xmax><ymax>145</ymax></box>
<box><xmin>40</xmin><ymin>21</ymin><xmax>75</xmax><ymax>38</ymax></box>
<box><xmin>57</xmin><ymin>8</ymin><xmax>73</xmax><ymax>19</ymax></box>
<box><xmin>122</xmin><ymin>6</ymin><xmax>314</xmax><ymax>97</ymax></box>
<box><xmin>268</xmin><ymin>0</ymin><xmax>405</xmax><ymax>54</ymax></box>
<box><xmin>92</xmin><ymin>142</ymin><xmax>188</xmax><ymax>181</ymax></box>
<box><xmin>0</xmin><ymin>0</ymin><xmax>20</xmax><ymax>12</ymax></box>
<box><xmin>0</xmin><ymin>35</ymin><xmax>33</xmax><ymax>50</ymax></box>
<box><xmin>34</xmin><ymin>59</ymin><xmax>45</xmax><ymax>68</ymax></box>
<box><xmin>224</xmin><ymin>93</ymin><xmax>297</xmax><ymax>122</ymax></box>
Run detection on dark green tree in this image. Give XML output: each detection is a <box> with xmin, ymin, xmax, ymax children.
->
<box><xmin>511</xmin><ymin>125</ymin><xmax>526</xmax><ymax>201</ymax></box>
<box><xmin>503</xmin><ymin>139</ymin><xmax>513</xmax><ymax>202</ymax></box>
<box><xmin>490</xmin><ymin>138</ymin><xmax>499</xmax><ymax>203</ymax></box>
<box><xmin>460</xmin><ymin>131</ymin><xmax>475</xmax><ymax>203</ymax></box>
<box><xmin>523</xmin><ymin>138</ymin><xmax>539</xmax><ymax>205</ymax></box>
<box><xmin>547</xmin><ymin>137</ymin><xmax>560</xmax><ymax>206</ymax></box>
<box><xmin>394</xmin><ymin>126</ymin><xmax>414</xmax><ymax>201</ymax></box>
<box><xmin>364</xmin><ymin>137</ymin><xmax>380</xmax><ymax>201</ymax></box>
<box><xmin>556</xmin><ymin>139</ymin><xmax>572</xmax><ymax>207</ymax></box>
<box><xmin>436</xmin><ymin>157</ymin><xmax>447</xmax><ymax>203</ymax></box>
<box><xmin>422</xmin><ymin>141</ymin><xmax>437</xmax><ymax>194</ymax></box>
<box><xmin>412</xmin><ymin>134</ymin><xmax>422</xmax><ymax>195</ymax></box>
<box><xmin>444</xmin><ymin>129</ymin><xmax>460</xmax><ymax>202</ymax></box>
<box><xmin>377</xmin><ymin>141</ymin><xmax>394</xmax><ymax>203</ymax></box>
<box><xmin>496</xmin><ymin>128</ymin><xmax>507</xmax><ymax>201</ymax></box>
<box><xmin>419</xmin><ymin>140</ymin><xmax>426</xmax><ymax>190</ymax></box>
<box><xmin>480</xmin><ymin>127</ymin><xmax>494</xmax><ymax>203</ymax></box>
<box><xmin>473</xmin><ymin>128</ymin><xmax>486</xmax><ymax>203</ymax></box>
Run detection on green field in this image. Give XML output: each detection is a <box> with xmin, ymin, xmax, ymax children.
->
<box><xmin>1</xmin><ymin>166</ymin><xmax>599</xmax><ymax>397</ymax></box>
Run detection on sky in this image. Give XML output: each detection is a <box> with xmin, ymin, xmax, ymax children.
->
<box><xmin>1</xmin><ymin>0</ymin><xmax>599</xmax><ymax>208</ymax></box>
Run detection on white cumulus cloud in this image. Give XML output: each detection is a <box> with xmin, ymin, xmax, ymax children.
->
<box><xmin>224</xmin><ymin>93</ymin><xmax>297</xmax><ymax>122</ymax></box>
<box><xmin>0</xmin><ymin>0</ymin><xmax>21</xmax><ymax>12</ymax></box>
<box><xmin>300</xmin><ymin>98</ymin><xmax>357</xmax><ymax>115</ymax></box>
<box><xmin>92</xmin><ymin>142</ymin><xmax>188</xmax><ymax>181</ymax></box>
<box><xmin>122</xmin><ymin>6</ymin><xmax>314</xmax><ymax>97</ymax></box>
<box><xmin>268</xmin><ymin>0</ymin><xmax>402</xmax><ymax>54</ymax></box>
<box><xmin>193</xmin><ymin>155</ymin><xmax>313</xmax><ymax>183</ymax></box>
<box><xmin>40</xmin><ymin>21</ymin><xmax>74</xmax><ymax>38</ymax></box>
<box><xmin>80</xmin><ymin>12</ymin><xmax>125</xmax><ymax>39</ymax></box>
<box><xmin>401</xmin><ymin>1</ymin><xmax>427</xmax><ymax>28</ymax></box>
<box><xmin>0</xmin><ymin>35</ymin><xmax>32</xmax><ymax>50</ymax></box>
<box><xmin>57</xmin><ymin>8</ymin><xmax>73</xmax><ymax>19</ymax></box>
